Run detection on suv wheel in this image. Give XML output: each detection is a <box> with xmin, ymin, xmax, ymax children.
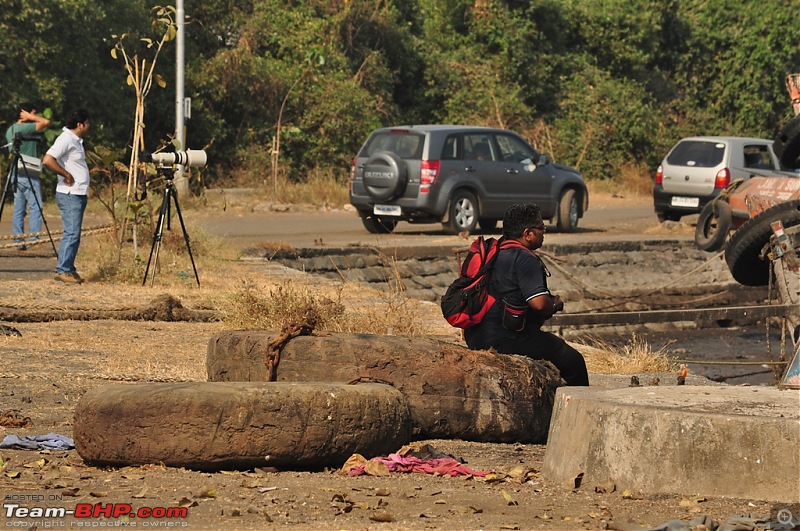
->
<box><xmin>361</xmin><ymin>214</ymin><xmax>398</xmax><ymax>234</ymax></box>
<box><xmin>444</xmin><ymin>190</ymin><xmax>479</xmax><ymax>235</ymax></box>
<box><xmin>362</xmin><ymin>152</ymin><xmax>407</xmax><ymax>201</ymax></box>
<box><xmin>556</xmin><ymin>189</ymin><xmax>579</xmax><ymax>232</ymax></box>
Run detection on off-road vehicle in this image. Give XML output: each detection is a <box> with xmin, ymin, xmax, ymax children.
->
<box><xmin>349</xmin><ymin>125</ymin><xmax>588</xmax><ymax>234</ymax></box>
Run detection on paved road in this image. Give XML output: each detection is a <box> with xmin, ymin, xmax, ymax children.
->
<box><xmin>196</xmin><ymin>200</ymin><xmax>687</xmax><ymax>250</ymax></box>
<box><xmin>0</xmin><ymin>198</ymin><xmax>687</xmax><ymax>280</ymax></box>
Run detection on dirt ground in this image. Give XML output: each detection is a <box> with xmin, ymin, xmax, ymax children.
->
<box><xmin>0</xmin><ymin>198</ymin><xmax>784</xmax><ymax>530</ymax></box>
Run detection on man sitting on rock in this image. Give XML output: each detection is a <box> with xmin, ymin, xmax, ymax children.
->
<box><xmin>464</xmin><ymin>203</ymin><xmax>589</xmax><ymax>386</ymax></box>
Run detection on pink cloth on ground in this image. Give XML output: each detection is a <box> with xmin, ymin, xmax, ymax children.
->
<box><xmin>346</xmin><ymin>452</ymin><xmax>491</xmax><ymax>477</ymax></box>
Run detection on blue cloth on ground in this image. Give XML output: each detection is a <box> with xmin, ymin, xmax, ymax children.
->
<box><xmin>0</xmin><ymin>433</ymin><xmax>75</xmax><ymax>450</ymax></box>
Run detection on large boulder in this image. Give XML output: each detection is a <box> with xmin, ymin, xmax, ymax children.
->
<box><xmin>74</xmin><ymin>382</ymin><xmax>411</xmax><ymax>471</ymax></box>
<box><xmin>207</xmin><ymin>331</ymin><xmax>564</xmax><ymax>443</ymax></box>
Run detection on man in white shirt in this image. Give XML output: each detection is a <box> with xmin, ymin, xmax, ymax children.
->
<box><xmin>43</xmin><ymin>109</ymin><xmax>91</xmax><ymax>284</ymax></box>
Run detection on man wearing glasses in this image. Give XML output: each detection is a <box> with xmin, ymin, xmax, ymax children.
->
<box><xmin>464</xmin><ymin>203</ymin><xmax>589</xmax><ymax>386</ymax></box>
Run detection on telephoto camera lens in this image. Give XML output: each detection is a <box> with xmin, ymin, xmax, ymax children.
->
<box><xmin>142</xmin><ymin>149</ymin><xmax>207</xmax><ymax>168</ymax></box>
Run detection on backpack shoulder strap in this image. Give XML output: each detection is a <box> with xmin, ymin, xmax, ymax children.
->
<box><xmin>498</xmin><ymin>239</ymin><xmax>534</xmax><ymax>255</ymax></box>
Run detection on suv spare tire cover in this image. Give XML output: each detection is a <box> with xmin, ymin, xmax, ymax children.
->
<box><xmin>362</xmin><ymin>152</ymin><xmax>407</xmax><ymax>201</ymax></box>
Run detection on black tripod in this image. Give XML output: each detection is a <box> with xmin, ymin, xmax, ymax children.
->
<box><xmin>142</xmin><ymin>166</ymin><xmax>200</xmax><ymax>287</ymax></box>
<box><xmin>0</xmin><ymin>135</ymin><xmax>57</xmax><ymax>255</ymax></box>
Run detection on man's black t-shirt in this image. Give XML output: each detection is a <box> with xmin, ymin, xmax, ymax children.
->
<box><xmin>465</xmin><ymin>246</ymin><xmax>550</xmax><ymax>342</ymax></box>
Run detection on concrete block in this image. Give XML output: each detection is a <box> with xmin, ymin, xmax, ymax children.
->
<box><xmin>543</xmin><ymin>386</ymin><xmax>800</xmax><ymax>502</ymax></box>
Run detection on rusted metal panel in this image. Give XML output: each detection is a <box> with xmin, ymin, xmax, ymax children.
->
<box><xmin>727</xmin><ymin>176</ymin><xmax>800</xmax><ymax>223</ymax></box>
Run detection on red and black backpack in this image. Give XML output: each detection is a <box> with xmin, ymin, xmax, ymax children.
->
<box><xmin>440</xmin><ymin>236</ymin><xmax>529</xmax><ymax>329</ymax></box>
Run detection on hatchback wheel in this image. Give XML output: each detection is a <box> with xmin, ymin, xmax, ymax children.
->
<box><xmin>444</xmin><ymin>190</ymin><xmax>479</xmax><ymax>235</ymax></box>
<box><xmin>656</xmin><ymin>210</ymin><xmax>682</xmax><ymax>223</ymax></box>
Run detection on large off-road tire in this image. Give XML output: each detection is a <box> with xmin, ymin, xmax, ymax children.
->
<box><xmin>556</xmin><ymin>188</ymin><xmax>580</xmax><ymax>232</ymax></box>
<box><xmin>725</xmin><ymin>200</ymin><xmax>800</xmax><ymax>286</ymax></box>
<box><xmin>73</xmin><ymin>382</ymin><xmax>411</xmax><ymax>471</ymax></box>
<box><xmin>207</xmin><ymin>331</ymin><xmax>564</xmax><ymax>443</ymax></box>
<box><xmin>361</xmin><ymin>214</ymin><xmax>398</xmax><ymax>234</ymax></box>
<box><xmin>443</xmin><ymin>190</ymin><xmax>479</xmax><ymax>234</ymax></box>
<box><xmin>694</xmin><ymin>200</ymin><xmax>732</xmax><ymax>252</ymax></box>
<box><xmin>773</xmin><ymin>114</ymin><xmax>800</xmax><ymax>168</ymax></box>
<box><xmin>362</xmin><ymin>152</ymin><xmax>407</xmax><ymax>201</ymax></box>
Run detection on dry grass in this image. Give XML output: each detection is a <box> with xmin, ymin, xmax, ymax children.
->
<box><xmin>587</xmin><ymin>161</ymin><xmax>654</xmax><ymax>199</ymax></box>
<box><xmin>575</xmin><ymin>334</ymin><xmax>679</xmax><ymax>374</ymax></box>
<box><xmin>274</xmin><ymin>169</ymin><xmax>350</xmax><ymax>209</ymax></box>
<box><xmin>215</xmin><ymin>161</ymin><xmax>351</xmax><ymax>209</ymax></box>
<box><xmin>223</xmin><ymin>277</ymin><xmax>434</xmax><ymax>338</ymax></box>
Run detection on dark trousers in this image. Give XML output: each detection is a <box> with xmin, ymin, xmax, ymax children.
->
<box><xmin>465</xmin><ymin>326</ymin><xmax>589</xmax><ymax>386</ymax></box>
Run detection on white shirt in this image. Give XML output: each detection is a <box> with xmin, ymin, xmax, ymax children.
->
<box><xmin>47</xmin><ymin>127</ymin><xmax>90</xmax><ymax>195</ymax></box>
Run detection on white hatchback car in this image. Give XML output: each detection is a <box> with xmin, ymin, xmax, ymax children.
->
<box><xmin>653</xmin><ymin>136</ymin><xmax>785</xmax><ymax>222</ymax></box>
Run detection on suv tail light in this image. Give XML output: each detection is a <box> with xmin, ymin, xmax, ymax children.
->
<box><xmin>654</xmin><ymin>165</ymin><xmax>663</xmax><ymax>185</ymax></box>
<box><xmin>420</xmin><ymin>160</ymin><xmax>440</xmax><ymax>193</ymax></box>
<box><xmin>714</xmin><ymin>168</ymin><xmax>730</xmax><ymax>189</ymax></box>
<box><xmin>349</xmin><ymin>157</ymin><xmax>356</xmax><ymax>191</ymax></box>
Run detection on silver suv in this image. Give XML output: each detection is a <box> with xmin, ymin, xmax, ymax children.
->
<box><xmin>349</xmin><ymin>125</ymin><xmax>589</xmax><ymax>234</ymax></box>
<box><xmin>653</xmin><ymin>136</ymin><xmax>784</xmax><ymax>222</ymax></box>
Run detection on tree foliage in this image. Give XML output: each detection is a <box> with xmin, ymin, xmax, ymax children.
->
<box><xmin>3</xmin><ymin>0</ymin><xmax>800</xmax><ymax>186</ymax></box>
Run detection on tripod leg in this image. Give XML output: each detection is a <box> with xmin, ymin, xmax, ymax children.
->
<box><xmin>142</xmin><ymin>187</ymin><xmax>171</xmax><ymax>286</ymax></box>
<box><xmin>18</xmin><ymin>166</ymin><xmax>57</xmax><ymax>256</ymax></box>
<box><xmin>169</xmin><ymin>187</ymin><xmax>200</xmax><ymax>287</ymax></box>
<box><xmin>0</xmin><ymin>157</ymin><xmax>18</xmax><ymax>224</ymax></box>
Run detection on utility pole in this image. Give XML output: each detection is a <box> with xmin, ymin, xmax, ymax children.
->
<box><xmin>174</xmin><ymin>0</ymin><xmax>189</xmax><ymax>196</ymax></box>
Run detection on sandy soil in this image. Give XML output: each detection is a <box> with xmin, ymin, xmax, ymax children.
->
<box><xmin>0</xmin><ymin>195</ymin><xmax>780</xmax><ymax>530</ymax></box>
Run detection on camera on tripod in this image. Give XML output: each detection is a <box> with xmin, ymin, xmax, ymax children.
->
<box><xmin>13</xmin><ymin>132</ymin><xmax>42</xmax><ymax>144</ymax></box>
<box><xmin>141</xmin><ymin>149</ymin><xmax>207</xmax><ymax>168</ymax></box>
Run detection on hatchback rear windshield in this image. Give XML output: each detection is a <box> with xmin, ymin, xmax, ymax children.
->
<box><xmin>360</xmin><ymin>132</ymin><xmax>424</xmax><ymax>159</ymax></box>
<box><xmin>666</xmin><ymin>140</ymin><xmax>725</xmax><ymax>168</ymax></box>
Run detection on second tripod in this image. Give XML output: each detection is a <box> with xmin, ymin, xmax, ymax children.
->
<box><xmin>0</xmin><ymin>135</ymin><xmax>57</xmax><ymax>255</ymax></box>
<box><xmin>142</xmin><ymin>167</ymin><xmax>200</xmax><ymax>287</ymax></box>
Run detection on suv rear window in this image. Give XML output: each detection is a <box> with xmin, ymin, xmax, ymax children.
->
<box><xmin>360</xmin><ymin>131</ymin><xmax>424</xmax><ymax>159</ymax></box>
<box><xmin>666</xmin><ymin>140</ymin><xmax>725</xmax><ymax>168</ymax></box>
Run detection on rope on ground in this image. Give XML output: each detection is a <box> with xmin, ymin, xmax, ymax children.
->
<box><xmin>0</xmin><ymin>302</ymin><xmax>141</xmax><ymax>312</ymax></box>
<box><xmin>672</xmin><ymin>359</ymin><xmax>787</xmax><ymax>366</ymax></box>
<box><xmin>0</xmin><ymin>371</ymin><xmax>198</xmax><ymax>383</ymax></box>
<box><xmin>0</xmin><ymin>224</ymin><xmax>115</xmax><ymax>249</ymax></box>
<box><xmin>0</xmin><ymin>294</ymin><xmax>221</xmax><ymax>323</ymax></box>
<box><xmin>540</xmin><ymin>249</ymin><xmax>727</xmax><ymax>313</ymax></box>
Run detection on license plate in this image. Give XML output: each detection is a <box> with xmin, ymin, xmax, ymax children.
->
<box><xmin>373</xmin><ymin>204</ymin><xmax>401</xmax><ymax>216</ymax></box>
<box><xmin>671</xmin><ymin>196</ymin><xmax>699</xmax><ymax>208</ymax></box>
